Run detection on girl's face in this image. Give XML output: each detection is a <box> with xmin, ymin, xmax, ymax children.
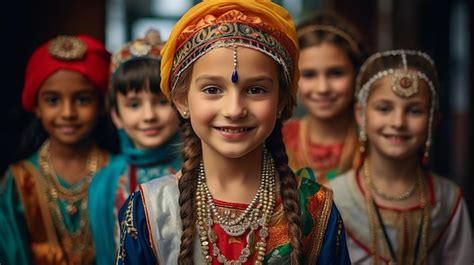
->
<box><xmin>112</xmin><ymin>90</ymin><xmax>180</xmax><ymax>149</ymax></box>
<box><xmin>357</xmin><ymin>74</ymin><xmax>431</xmax><ymax>160</ymax></box>
<box><xmin>35</xmin><ymin>70</ymin><xmax>101</xmax><ymax>145</ymax></box>
<box><xmin>176</xmin><ymin>47</ymin><xmax>280</xmax><ymax>159</ymax></box>
<box><xmin>298</xmin><ymin>42</ymin><xmax>355</xmax><ymax>120</ymax></box>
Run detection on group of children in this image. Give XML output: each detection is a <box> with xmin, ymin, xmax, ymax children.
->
<box><xmin>0</xmin><ymin>0</ymin><xmax>472</xmax><ymax>264</ymax></box>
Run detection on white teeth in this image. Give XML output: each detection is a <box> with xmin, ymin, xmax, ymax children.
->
<box><xmin>220</xmin><ymin>128</ymin><xmax>248</xmax><ymax>133</ymax></box>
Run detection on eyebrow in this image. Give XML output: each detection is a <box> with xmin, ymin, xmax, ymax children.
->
<box><xmin>195</xmin><ymin>75</ymin><xmax>274</xmax><ymax>84</ymax></box>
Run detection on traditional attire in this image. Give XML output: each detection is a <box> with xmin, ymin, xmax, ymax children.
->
<box><xmin>88</xmin><ymin>130</ymin><xmax>181</xmax><ymax>265</ymax></box>
<box><xmin>116</xmin><ymin>0</ymin><xmax>350</xmax><ymax>264</ymax></box>
<box><xmin>0</xmin><ymin>144</ymin><xmax>109</xmax><ymax>265</ymax></box>
<box><xmin>0</xmin><ymin>34</ymin><xmax>111</xmax><ymax>265</ymax></box>
<box><xmin>329</xmin><ymin>169</ymin><xmax>473</xmax><ymax>264</ymax></box>
<box><xmin>116</xmin><ymin>169</ymin><xmax>349</xmax><ymax>264</ymax></box>
<box><xmin>283</xmin><ymin>118</ymin><xmax>359</xmax><ymax>184</ymax></box>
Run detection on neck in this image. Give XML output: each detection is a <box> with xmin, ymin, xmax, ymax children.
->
<box><xmin>201</xmin><ymin>144</ymin><xmax>263</xmax><ymax>203</ymax></box>
<box><xmin>366</xmin><ymin>150</ymin><xmax>419</xmax><ymax>184</ymax></box>
<box><xmin>306</xmin><ymin>112</ymin><xmax>352</xmax><ymax>144</ymax></box>
<box><xmin>48</xmin><ymin>138</ymin><xmax>93</xmax><ymax>161</ymax></box>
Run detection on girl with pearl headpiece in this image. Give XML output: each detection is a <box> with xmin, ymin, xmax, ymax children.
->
<box><xmin>329</xmin><ymin>49</ymin><xmax>473</xmax><ymax>264</ymax></box>
<box><xmin>283</xmin><ymin>13</ymin><xmax>368</xmax><ymax>184</ymax></box>
<box><xmin>115</xmin><ymin>0</ymin><xmax>350</xmax><ymax>264</ymax></box>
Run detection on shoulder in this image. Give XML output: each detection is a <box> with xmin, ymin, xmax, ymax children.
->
<box><xmin>429</xmin><ymin>172</ymin><xmax>463</xmax><ymax>215</ymax></box>
<box><xmin>139</xmin><ymin>174</ymin><xmax>179</xmax><ymax>195</ymax></box>
<box><xmin>4</xmin><ymin>156</ymin><xmax>40</xmax><ymax>188</ymax></box>
<box><xmin>328</xmin><ymin>169</ymin><xmax>356</xmax><ymax>196</ymax></box>
<box><xmin>428</xmin><ymin>172</ymin><xmax>464</xmax><ymax>222</ymax></box>
<box><xmin>282</xmin><ymin>119</ymin><xmax>301</xmax><ymax>133</ymax></box>
<box><xmin>282</xmin><ymin>119</ymin><xmax>301</xmax><ymax>147</ymax></box>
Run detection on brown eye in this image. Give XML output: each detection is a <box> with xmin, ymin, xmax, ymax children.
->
<box><xmin>202</xmin><ymin>86</ymin><xmax>222</xmax><ymax>95</ymax></box>
<box><xmin>300</xmin><ymin>70</ymin><xmax>317</xmax><ymax>79</ymax></box>
<box><xmin>247</xmin><ymin>86</ymin><xmax>267</xmax><ymax>95</ymax></box>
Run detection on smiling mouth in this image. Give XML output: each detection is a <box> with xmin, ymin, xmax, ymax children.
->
<box><xmin>215</xmin><ymin>127</ymin><xmax>254</xmax><ymax>133</ymax></box>
<box><xmin>383</xmin><ymin>134</ymin><xmax>410</xmax><ymax>141</ymax></box>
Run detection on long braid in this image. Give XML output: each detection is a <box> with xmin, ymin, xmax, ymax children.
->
<box><xmin>177</xmin><ymin>120</ymin><xmax>202</xmax><ymax>264</ymax></box>
<box><xmin>266</xmin><ymin>120</ymin><xmax>303</xmax><ymax>264</ymax></box>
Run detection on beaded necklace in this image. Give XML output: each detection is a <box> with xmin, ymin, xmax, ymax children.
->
<box><xmin>196</xmin><ymin>149</ymin><xmax>276</xmax><ymax>264</ymax></box>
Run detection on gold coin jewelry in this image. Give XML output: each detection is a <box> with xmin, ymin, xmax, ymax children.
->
<box><xmin>39</xmin><ymin>140</ymin><xmax>101</xmax><ymax>264</ymax></box>
<box><xmin>196</xmin><ymin>148</ymin><xmax>276</xmax><ymax>265</ymax></box>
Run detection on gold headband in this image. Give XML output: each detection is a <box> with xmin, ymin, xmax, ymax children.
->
<box><xmin>297</xmin><ymin>24</ymin><xmax>358</xmax><ymax>52</ymax></box>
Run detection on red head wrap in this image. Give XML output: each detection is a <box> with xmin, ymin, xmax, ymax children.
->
<box><xmin>22</xmin><ymin>34</ymin><xmax>111</xmax><ymax>112</ymax></box>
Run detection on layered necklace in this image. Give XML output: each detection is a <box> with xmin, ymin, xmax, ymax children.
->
<box><xmin>39</xmin><ymin>140</ymin><xmax>101</xmax><ymax>264</ymax></box>
<box><xmin>196</xmin><ymin>148</ymin><xmax>276</xmax><ymax>265</ymax></box>
<box><xmin>362</xmin><ymin>160</ymin><xmax>430</xmax><ymax>265</ymax></box>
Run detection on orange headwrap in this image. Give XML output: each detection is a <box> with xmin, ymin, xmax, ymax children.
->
<box><xmin>22</xmin><ymin>35</ymin><xmax>111</xmax><ymax>112</ymax></box>
<box><xmin>160</xmin><ymin>0</ymin><xmax>299</xmax><ymax>99</ymax></box>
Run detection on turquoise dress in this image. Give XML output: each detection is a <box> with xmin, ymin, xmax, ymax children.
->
<box><xmin>0</xmin><ymin>144</ymin><xmax>109</xmax><ymax>265</ymax></box>
<box><xmin>88</xmin><ymin>130</ymin><xmax>182</xmax><ymax>265</ymax></box>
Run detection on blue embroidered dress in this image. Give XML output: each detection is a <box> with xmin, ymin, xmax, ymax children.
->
<box><xmin>88</xmin><ymin>130</ymin><xmax>182</xmax><ymax>265</ymax></box>
<box><xmin>116</xmin><ymin>169</ymin><xmax>350</xmax><ymax>264</ymax></box>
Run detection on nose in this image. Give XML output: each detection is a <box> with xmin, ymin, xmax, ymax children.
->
<box><xmin>60</xmin><ymin>100</ymin><xmax>78</xmax><ymax>120</ymax></box>
<box><xmin>315</xmin><ymin>76</ymin><xmax>330</xmax><ymax>94</ymax></box>
<box><xmin>390</xmin><ymin>109</ymin><xmax>406</xmax><ymax>129</ymax></box>
<box><xmin>143</xmin><ymin>102</ymin><xmax>158</xmax><ymax>122</ymax></box>
<box><xmin>222</xmin><ymin>91</ymin><xmax>247</xmax><ymax>120</ymax></box>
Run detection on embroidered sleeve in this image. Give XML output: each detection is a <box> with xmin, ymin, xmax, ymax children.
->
<box><xmin>116</xmin><ymin>191</ymin><xmax>157</xmax><ymax>265</ymax></box>
<box><xmin>315</xmin><ymin>204</ymin><xmax>351</xmax><ymax>265</ymax></box>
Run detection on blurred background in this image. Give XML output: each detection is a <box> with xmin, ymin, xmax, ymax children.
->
<box><xmin>1</xmin><ymin>0</ymin><xmax>472</xmax><ymax>223</ymax></box>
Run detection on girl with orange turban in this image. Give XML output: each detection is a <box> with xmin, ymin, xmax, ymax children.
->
<box><xmin>116</xmin><ymin>1</ymin><xmax>350</xmax><ymax>264</ymax></box>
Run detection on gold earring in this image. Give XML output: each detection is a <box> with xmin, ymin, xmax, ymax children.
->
<box><xmin>277</xmin><ymin>110</ymin><xmax>282</xmax><ymax>118</ymax></box>
<box><xmin>182</xmin><ymin>110</ymin><xmax>189</xmax><ymax>119</ymax></box>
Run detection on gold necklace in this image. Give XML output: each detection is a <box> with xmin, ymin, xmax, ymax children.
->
<box><xmin>362</xmin><ymin>160</ymin><xmax>430</xmax><ymax>265</ymax></box>
<box><xmin>40</xmin><ymin>140</ymin><xmax>99</xmax><ymax>215</ymax></box>
<box><xmin>364</xmin><ymin>161</ymin><xmax>419</xmax><ymax>201</ymax></box>
<box><xmin>39</xmin><ymin>140</ymin><xmax>101</xmax><ymax>264</ymax></box>
<box><xmin>196</xmin><ymin>148</ymin><xmax>276</xmax><ymax>264</ymax></box>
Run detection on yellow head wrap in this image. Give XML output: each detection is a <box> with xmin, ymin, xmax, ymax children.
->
<box><xmin>160</xmin><ymin>0</ymin><xmax>299</xmax><ymax>99</ymax></box>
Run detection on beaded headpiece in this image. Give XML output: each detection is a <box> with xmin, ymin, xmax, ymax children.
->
<box><xmin>110</xmin><ymin>29</ymin><xmax>165</xmax><ymax>82</ymax></box>
<box><xmin>160</xmin><ymin>0</ymin><xmax>299</xmax><ymax>100</ymax></box>
<box><xmin>355</xmin><ymin>49</ymin><xmax>438</xmax><ymax>161</ymax></box>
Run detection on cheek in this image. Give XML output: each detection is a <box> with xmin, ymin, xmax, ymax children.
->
<box><xmin>297</xmin><ymin>79</ymin><xmax>314</xmax><ymax>94</ymax></box>
<box><xmin>331</xmin><ymin>77</ymin><xmax>354</xmax><ymax>95</ymax></box>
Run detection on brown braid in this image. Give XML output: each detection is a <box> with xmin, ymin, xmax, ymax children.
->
<box><xmin>266</xmin><ymin>120</ymin><xmax>303</xmax><ymax>264</ymax></box>
<box><xmin>177</xmin><ymin>119</ymin><xmax>202</xmax><ymax>264</ymax></box>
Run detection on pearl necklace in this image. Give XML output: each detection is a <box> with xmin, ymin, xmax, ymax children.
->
<box><xmin>196</xmin><ymin>149</ymin><xmax>276</xmax><ymax>265</ymax></box>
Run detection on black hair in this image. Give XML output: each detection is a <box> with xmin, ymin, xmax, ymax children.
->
<box><xmin>110</xmin><ymin>58</ymin><xmax>163</xmax><ymax>114</ymax></box>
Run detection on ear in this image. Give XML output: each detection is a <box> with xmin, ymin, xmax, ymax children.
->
<box><xmin>111</xmin><ymin>109</ymin><xmax>123</xmax><ymax>129</ymax></box>
<box><xmin>34</xmin><ymin>106</ymin><xmax>41</xmax><ymax>119</ymax></box>
<box><xmin>172</xmin><ymin>94</ymin><xmax>190</xmax><ymax>119</ymax></box>
<box><xmin>354</xmin><ymin>103</ymin><xmax>364</xmax><ymax>127</ymax></box>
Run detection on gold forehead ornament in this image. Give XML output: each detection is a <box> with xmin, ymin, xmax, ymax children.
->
<box><xmin>48</xmin><ymin>36</ymin><xmax>87</xmax><ymax>60</ymax></box>
<box><xmin>391</xmin><ymin>69</ymin><xmax>419</xmax><ymax>98</ymax></box>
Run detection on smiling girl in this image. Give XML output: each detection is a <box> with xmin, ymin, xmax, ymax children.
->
<box><xmin>283</xmin><ymin>13</ymin><xmax>368</xmax><ymax>184</ymax></box>
<box><xmin>329</xmin><ymin>50</ymin><xmax>473</xmax><ymax>264</ymax></box>
<box><xmin>0</xmin><ymin>35</ymin><xmax>112</xmax><ymax>265</ymax></box>
<box><xmin>115</xmin><ymin>1</ymin><xmax>350</xmax><ymax>264</ymax></box>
